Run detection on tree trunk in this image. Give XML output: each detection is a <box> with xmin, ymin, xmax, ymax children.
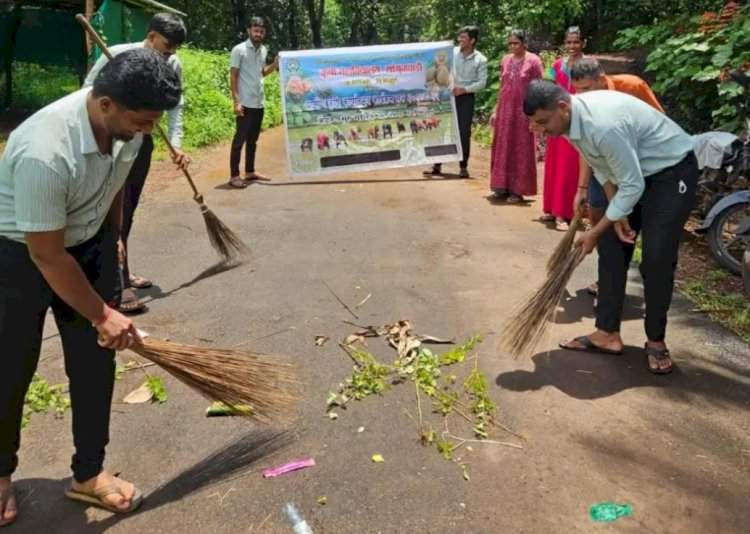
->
<box><xmin>3</xmin><ymin>2</ymin><xmax>23</xmax><ymax>109</ymax></box>
<box><xmin>304</xmin><ymin>0</ymin><xmax>325</xmax><ymax>48</ymax></box>
<box><xmin>288</xmin><ymin>0</ymin><xmax>299</xmax><ymax>49</ymax></box>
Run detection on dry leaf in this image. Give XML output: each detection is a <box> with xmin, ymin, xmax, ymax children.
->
<box><xmin>344</xmin><ymin>334</ymin><xmax>365</xmax><ymax>345</ymax></box>
<box><xmin>123</xmin><ymin>383</ymin><xmax>153</xmax><ymax>404</ymax></box>
<box><xmin>315</xmin><ymin>335</ymin><xmax>330</xmax><ymax>347</ymax></box>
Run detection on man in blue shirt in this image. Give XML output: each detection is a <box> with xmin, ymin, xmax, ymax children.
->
<box><xmin>524</xmin><ymin>80</ymin><xmax>698</xmax><ymax>375</ymax></box>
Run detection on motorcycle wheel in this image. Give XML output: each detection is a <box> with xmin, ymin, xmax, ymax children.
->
<box><xmin>707</xmin><ymin>202</ymin><xmax>750</xmax><ymax>275</ymax></box>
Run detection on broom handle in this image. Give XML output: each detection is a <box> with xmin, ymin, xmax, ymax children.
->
<box><xmin>75</xmin><ymin>14</ymin><xmax>205</xmax><ymax>205</ymax></box>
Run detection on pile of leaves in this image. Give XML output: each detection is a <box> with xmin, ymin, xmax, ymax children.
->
<box><xmin>327</xmin><ymin>321</ymin><xmax>523</xmax><ymax>478</ymax></box>
<box><xmin>22</xmin><ymin>375</ymin><xmax>70</xmax><ymax>429</ymax></box>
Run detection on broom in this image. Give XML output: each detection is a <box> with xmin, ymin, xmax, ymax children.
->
<box><xmin>503</xmin><ymin>246</ymin><xmax>585</xmax><ymax>357</ymax></box>
<box><xmin>76</xmin><ymin>14</ymin><xmax>249</xmax><ymax>263</ymax></box>
<box><xmin>546</xmin><ymin>205</ymin><xmax>585</xmax><ymax>275</ymax></box>
<box><xmin>129</xmin><ymin>335</ymin><xmax>300</xmax><ymax>424</ymax></box>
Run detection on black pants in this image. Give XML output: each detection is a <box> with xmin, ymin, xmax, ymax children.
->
<box><xmin>121</xmin><ymin>134</ymin><xmax>153</xmax><ymax>288</ymax></box>
<box><xmin>456</xmin><ymin>93</ymin><xmax>475</xmax><ymax>168</ymax></box>
<box><xmin>596</xmin><ymin>153</ymin><xmax>698</xmax><ymax>341</ymax></box>
<box><xmin>230</xmin><ymin>107</ymin><xmax>264</xmax><ymax>177</ymax></box>
<box><xmin>0</xmin><ymin>226</ymin><xmax>120</xmax><ymax>482</ymax></box>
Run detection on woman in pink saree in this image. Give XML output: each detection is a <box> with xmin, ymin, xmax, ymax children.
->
<box><xmin>490</xmin><ymin>30</ymin><xmax>543</xmax><ymax>203</ymax></box>
<box><xmin>541</xmin><ymin>26</ymin><xmax>586</xmax><ymax>230</ymax></box>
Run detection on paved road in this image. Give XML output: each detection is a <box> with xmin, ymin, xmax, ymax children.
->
<box><xmin>9</xmin><ymin>129</ymin><xmax>750</xmax><ymax>533</ymax></box>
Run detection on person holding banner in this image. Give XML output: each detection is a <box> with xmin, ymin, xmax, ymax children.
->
<box><xmin>424</xmin><ymin>25</ymin><xmax>487</xmax><ymax>179</ymax></box>
<box><xmin>228</xmin><ymin>17</ymin><xmax>279</xmax><ymax>189</ymax></box>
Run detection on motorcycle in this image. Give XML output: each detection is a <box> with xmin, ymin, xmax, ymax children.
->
<box><xmin>694</xmin><ymin>69</ymin><xmax>750</xmax><ymax>277</ymax></box>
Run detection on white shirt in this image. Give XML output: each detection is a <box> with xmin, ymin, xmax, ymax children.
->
<box><xmin>231</xmin><ymin>40</ymin><xmax>267</xmax><ymax>109</ymax></box>
<box><xmin>0</xmin><ymin>88</ymin><xmax>142</xmax><ymax>246</ymax></box>
<box><xmin>84</xmin><ymin>42</ymin><xmax>184</xmax><ymax>147</ymax></box>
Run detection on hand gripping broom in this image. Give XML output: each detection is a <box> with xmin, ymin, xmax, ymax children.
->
<box><xmin>76</xmin><ymin>14</ymin><xmax>249</xmax><ymax>263</ymax></box>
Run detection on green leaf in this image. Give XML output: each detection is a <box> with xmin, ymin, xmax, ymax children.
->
<box><xmin>146</xmin><ymin>377</ymin><xmax>168</xmax><ymax>404</ymax></box>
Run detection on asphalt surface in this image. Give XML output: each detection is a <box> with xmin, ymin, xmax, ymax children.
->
<box><xmin>8</xmin><ymin>129</ymin><xmax>750</xmax><ymax>533</ymax></box>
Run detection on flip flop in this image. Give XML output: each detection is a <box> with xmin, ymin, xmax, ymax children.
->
<box><xmin>65</xmin><ymin>479</ymin><xmax>143</xmax><ymax>514</ymax></box>
<box><xmin>645</xmin><ymin>345</ymin><xmax>674</xmax><ymax>375</ymax></box>
<box><xmin>507</xmin><ymin>194</ymin><xmax>524</xmax><ymax>204</ymax></box>
<box><xmin>539</xmin><ymin>214</ymin><xmax>555</xmax><ymax>222</ymax></box>
<box><xmin>586</xmin><ymin>282</ymin><xmax>598</xmax><ymax>297</ymax></box>
<box><xmin>128</xmin><ymin>274</ymin><xmax>152</xmax><ymax>289</ymax></box>
<box><xmin>117</xmin><ymin>292</ymin><xmax>147</xmax><ymax>315</ymax></box>
<box><xmin>228</xmin><ymin>177</ymin><xmax>248</xmax><ymax>189</ymax></box>
<box><xmin>0</xmin><ymin>486</ymin><xmax>16</xmax><ymax>528</ymax></box>
<box><xmin>559</xmin><ymin>336</ymin><xmax>623</xmax><ymax>356</ymax></box>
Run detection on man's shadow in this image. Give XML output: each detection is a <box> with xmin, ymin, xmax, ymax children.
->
<box><xmin>496</xmin><ymin>347</ymin><xmax>750</xmax><ymax>407</ymax></box>
<box><xmin>9</xmin><ymin>428</ymin><xmax>293</xmax><ymax>533</ymax></box>
<box><xmin>552</xmin><ymin>288</ymin><xmax>645</xmax><ymax>325</ymax></box>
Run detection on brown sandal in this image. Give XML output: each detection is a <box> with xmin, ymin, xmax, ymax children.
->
<box><xmin>118</xmin><ymin>290</ymin><xmax>147</xmax><ymax>314</ymax></box>
<box><xmin>128</xmin><ymin>274</ymin><xmax>152</xmax><ymax>289</ymax></box>
<box><xmin>646</xmin><ymin>345</ymin><xmax>673</xmax><ymax>375</ymax></box>
<box><xmin>228</xmin><ymin>176</ymin><xmax>248</xmax><ymax>189</ymax></box>
<box><xmin>65</xmin><ymin>478</ymin><xmax>143</xmax><ymax>514</ymax></box>
<box><xmin>0</xmin><ymin>486</ymin><xmax>16</xmax><ymax>527</ymax></box>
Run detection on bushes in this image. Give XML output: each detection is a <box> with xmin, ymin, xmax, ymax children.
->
<box><xmin>157</xmin><ymin>46</ymin><xmax>282</xmax><ymax>152</ymax></box>
<box><xmin>614</xmin><ymin>5</ymin><xmax>750</xmax><ymax>133</ymax></box>
<box><xmin>0</xmin><ymin>62</ymin><xmax>80</xmax><ymax>110</ymax></box>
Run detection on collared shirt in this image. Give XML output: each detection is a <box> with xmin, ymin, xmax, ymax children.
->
<box><xmin>567</xmin><ymin>90</ymin><xmax>693</xmax><ymax>221</ymax></box>
<box><xmin>0</xmin><ymin>88</ymin><xmax>142</xmax><ymax>247</ymax></box>
<box><xmin>231</xmin><ymin>41</ymin><xmax>267</xmax><ymax>109</ymax></box>
<box><xmin>605</xmin><ymin>75</ymin><xmax>664</xmax><ymax>113</ymax></box>
<box><xmin>84</xmin><ymin>42</ymin><xmax>185</xmax><ymax>147</ymax></box>
<box><xmin>453</xmin><ymin>46</ymin><xmax>488</xmax><ymax>94</ymax></box>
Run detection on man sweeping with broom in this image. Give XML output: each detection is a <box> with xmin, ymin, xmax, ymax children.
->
<box><xmin>0</xmin><ymin>48</ymin><xmax>181</xmax><ymax>526</ymax></box>
<box><xmin>524</xmin><ymin>79</ymin><xmax>697</xmax><ymax>375</ymax></box>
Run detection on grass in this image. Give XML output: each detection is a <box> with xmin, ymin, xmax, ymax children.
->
<box><xmin>0</xmin><ymin>62</ymin><xmax>80</xmax><ymax>111</ymax></box>
<box><xmin>679</xmin><ymin>270</ymin><xmax>750</xmax><ymax>343</ymax></box>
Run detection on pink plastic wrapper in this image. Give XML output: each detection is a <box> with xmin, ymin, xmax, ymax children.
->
<box><xmin>262</xmin><ymin>458</ymin><xmax>316</xmax><ymax>478</ymax></box>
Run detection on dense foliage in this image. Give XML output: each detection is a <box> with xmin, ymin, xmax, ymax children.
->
<box><xmin>614</xmin><ymin>4</ymin><xmax>750</xmax><ymax>132</ymax></box>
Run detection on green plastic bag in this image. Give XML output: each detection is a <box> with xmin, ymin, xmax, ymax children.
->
<box><xmin>589</xmin><ymin>502</ymin><xmax>633</xmax><ymax>522</ymax></box>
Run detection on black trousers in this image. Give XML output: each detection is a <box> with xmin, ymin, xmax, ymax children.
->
<box><xmin>121</xmin><ymin>134</ymin><xmax>153</xmax><ymax>288</ymax></box>
<box><xmin>435</xmin><ymin>93</ymin><xmax>475</xmax><ymax>170</ymax></box>
<box><xmin>0</xmin><ymin>225</ymin><xmax>120</xmax><ymax>483</ymax></box>
<box><xmin>230</xmin><ymin>107</ymin><xmax>264</xmax><ymax>176</ymax></box>
<box><xmin>596</xmin><ymin>153</ymin><xmax>698</xmax><ymax>341</ymax></box>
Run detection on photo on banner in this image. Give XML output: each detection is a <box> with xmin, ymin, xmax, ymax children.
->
<box><xmin>279</xmin><ymin>41</ymin><xmax>463</xmax><ymax>177</ymax></box>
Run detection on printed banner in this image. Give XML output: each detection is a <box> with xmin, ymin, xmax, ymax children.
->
<box><xmin>279</xmin><ymin>41</ymin><xmax>462</xmax><ymax>177</ymax></box>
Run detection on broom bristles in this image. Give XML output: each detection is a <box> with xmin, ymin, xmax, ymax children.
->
<box><xmin>201</xmin><ymin>206</ymin><xmax>250</xmax><ymax>263</ymax></box>
<box><xmin>504</xmin><ymin>247</ymin><xmax>585</xmax><ymax>357</ymax></box>
<box><xmin>130</xmin><ymin>338</ymin><xmax>300</xmax><ymax>424</ymax></box>
<box><xmin>546</xmin><ymin>207</ymin><xmax>584</xmax><ymax>275</ymax></box>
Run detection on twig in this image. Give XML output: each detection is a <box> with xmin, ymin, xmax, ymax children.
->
<box><xmin>444</xmin><ymin>432</ymin><xmax>523</xmax><ymax>450</ymax></box>
<box><xmin>453</xmin><ymin>399</ymin><xmax>526</xmax><ymax>441</ymax></box>
<box><xmin>324</xmin><ymin>281</ymin><xmax>359</xmax><ymax>319</ymax></box>
<box><xmin>415</xmin><ymin>381</ymin><xmax>424</xmax><ymax>432</ymax></box>
<box><xmin>120</xmin><ymin>362</ymin><xmax>157</xmax><ymax>373</ymax></box>
<box><xmin>338</xmin><ymin>343</ymin><xmax>360</xmax><ymax>365</ymax></box>
<box><xmin>249</xmin><ymin>512</ymin><xmax>272</xmax><ymax>533</ymax></box>
<box><xmin>356</xmin><ymin>293</ymin><xmax>372</xmax><ymax>308</ymax></box>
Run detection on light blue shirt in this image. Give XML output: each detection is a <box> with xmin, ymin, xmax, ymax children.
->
<box><xmin>84</xmin><ymin>42</ymin><xmax>185</xmax><ymax>148</ymax></box>
<box><xmin>567</xmin><ymin>90</ymin><xmax>693</xmax><ymax>221</ymax></box>
<box><xmin>0</xmin><ymin>88</ymin><xmax>142</xmax><ymax>246</ymax></box>
<box><xmin>453</xmin><ymin>47</ymin><xmax>487</xmax><ymax>94</ymax></box>
<box><xmin>231</xmin><ymin>41</ymin><xmax>267</xmax><ymax>109</ymax></box>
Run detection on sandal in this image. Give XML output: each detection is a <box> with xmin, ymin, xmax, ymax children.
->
<box><xmin>586</xmin><ymin>282</ymin><xmax>598</xmax><ymax>297</ymax></box>
<box><xmin>559</xmin><ymin>335</ymin><xmax>623</xmax><ymax>356</ymax></box>
<box><xmin>244</xmin><ymin>172</ymin><xmax>270</xmax><ymax>182</ymax></box>
<box><xmin>128</xmin><ymin>274</ymin><xmax>152</xmax><ymax>289</ymax></box>
<box><xmin>423</xmin><ymin>166</ymin><xmax>442</xmax><ymax>177</ymax></box>
<box><xmin>65</xmin><ymin>478</ymin><xmax>143</xmax><ymax>514</ymax></box>
<box><xmin>539</xmin><ymin>214</ymin><xmax>555</xmax><ymax>222</ymax></box>
<box><xmin>0</xmin><ymin>485</ymin><xmax>16</xmax><ymax>527</ymax></box>
<box><xmin>228</xmin><ymin>176</ymin><xmax>248</xmax><ymax>189</ymax></box>
<box><xmin>645</xmin><ymin>344</ymin><xmax>673</xmax><ymax>375</ymax></box>
<box><xmin>507</xmin><ymin>194</ymin><xmax>524</xmax><ymax>204</ymax></box>
<box><xmin>118</xmin><ymin>290</ymin><xmax>147</xmax><ymax>315</ymax></box>
<box><xmin>555</xmin><ymin>219</ymin><xmax>570</xmax><ymax>231</ymax></box>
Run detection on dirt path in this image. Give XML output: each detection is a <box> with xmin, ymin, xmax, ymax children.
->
<box><xmin>10</xmin><ymin>128</ymin><xmax>750</xmax><ymax>533</ymax></box>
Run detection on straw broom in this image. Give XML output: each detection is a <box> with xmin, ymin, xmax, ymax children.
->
<box><xmin>76</xmin><ymin>14</ymin><xmax>249</xmax><ymax>263</ymax></box>
<box><xmin>546</xmin><ymin>205</ymin><xmax>585</xmax><ymax>275</ymax></box>
<box><xmin>130</xmin><ymin>336</ymin><xmax>300</xmax><ymax>424</ymax></box>
<box><xmin>503</xmin><ymin>247</ymin><xmax>585</xmax><ymax>357</ymax></box>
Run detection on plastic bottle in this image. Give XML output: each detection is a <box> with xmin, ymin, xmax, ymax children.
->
<box><xmin>283</xmin><ymin>503</ymin><xmax>313</xmax><ymax>534</ymax></box>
